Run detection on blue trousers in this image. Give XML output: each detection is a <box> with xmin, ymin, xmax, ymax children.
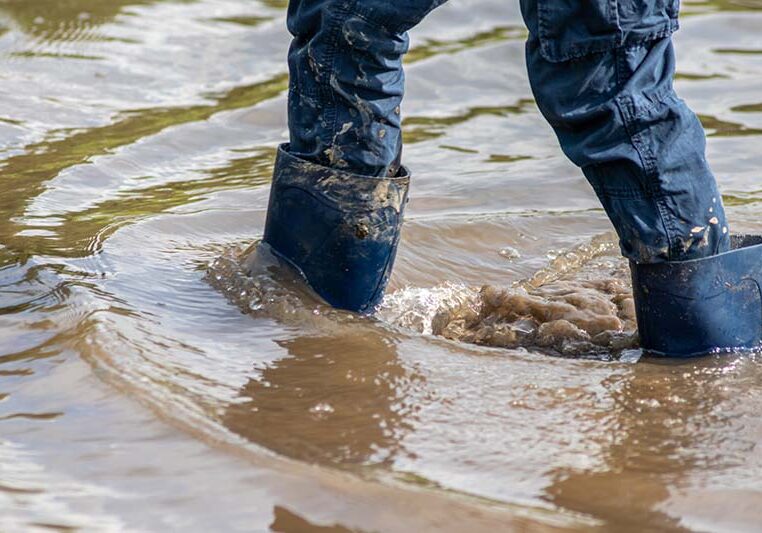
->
<box><xmin>285</xmin><ymin>0</ymin><xmax>730</xmax><ymax>263</ymax></box>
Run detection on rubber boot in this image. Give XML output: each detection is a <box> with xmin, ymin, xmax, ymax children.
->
<box><xmin>262</xmin><ymin>144</ymin><xmax>410</xmax><ymax>313</ymax></box>
<box><xmin>631</xmin><ymin>234</ymin><xmax>762</xmax><ymax>357</ymax></box>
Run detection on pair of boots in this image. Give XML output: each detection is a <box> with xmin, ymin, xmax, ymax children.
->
<box><xmin>261</xmin><ymin>144</ymin><xmax>762</xmax><ymax>358</ymax></box>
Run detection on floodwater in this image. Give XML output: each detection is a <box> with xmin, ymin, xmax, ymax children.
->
<box><xmin>1</xmin><ymin>0</ymin><xmax>761</xmax><ymax>530</ymax></box>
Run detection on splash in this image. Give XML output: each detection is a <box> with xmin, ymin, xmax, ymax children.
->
<box><xmin>427</xmin><ymin>267</ymin><xmax>638</xmax><ymax>358</ymax></box>
<box><xmin>376</xmin><ymin>282</ymin><xmax>479</xmax><ymax>335</ymax></box>
<box><xmin>208</xmin><ymin>235</ymin><xmax>639</xmax><ymax>359</ymax></box>
<box><xmin>380</xmin><ymin>234</ymin><xmax>639</xmax><ymax>359</ymax></box>
<box><xmin>206</xmin><ymin>240</ymin><xmax>362</xmax><ymax>326</ymax></box>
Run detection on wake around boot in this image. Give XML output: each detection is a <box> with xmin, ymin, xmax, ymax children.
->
<box><xmin>261</xmin><ymin>144</ymin><xmax>410</xmax><ymax>313</ymax></box>
<box><xmin>631</xmin><ymin>234</ymin><xmax>762</xmax><ymax>357</ymax></box>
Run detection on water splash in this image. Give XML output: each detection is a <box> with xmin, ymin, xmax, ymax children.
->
<box><xmin>209</xmin><ymin>234</ymin><xmax>638</xmax><ymax>359</ymax></box>
<box><xmin>377</xmin><ymin>282</ymin><xmax>478</xmax><ymax>335</ymax></box>
<box><xmin>380</xmin><ymin>234</ymin><xmax>635</xmax><ymax>358</ymax></box>
<box><xmin>428</xmin><ymin>269</ymin><xmax>638</xmax><ymax>359</ymax></box>
<box><xmin>206</xmin><ymin>240</ymin><xmax>360</xmax><ymax>327</ymax></box>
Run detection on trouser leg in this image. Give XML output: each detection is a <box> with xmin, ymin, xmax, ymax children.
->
<box><xmin>287</xmin><ymin>0</ymin><xmax>447</xmax><ymax>177</ymax></box>
<box><xmin>261</xmin><ymin>1</ymin><xmax>447</xmax><ymax>312</ymax></box>
<box><xmin>519</xmin><ymin>0</ymin><xmax>730</xmax><ymax>263</ymax></box>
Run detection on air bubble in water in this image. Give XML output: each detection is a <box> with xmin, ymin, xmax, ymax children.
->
<box><xmin>499</xmin><ymin>247</ymin><xmax>521</xmax><ymax>260</ymax></box>
<box><xmin>309</xmin><ymin>403</ymin><xmax>335</xmax><ymax>415</ymax></box>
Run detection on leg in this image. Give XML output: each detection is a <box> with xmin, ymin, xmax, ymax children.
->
<box><xmin>260</xmin><ymin>0</ymin><xmax>446</xmax><ymax>312</ymax></box>
<box><xmin>287</xmin><ymin>0</ymin><xmax>447</xmax><ymax>177</ymax></box>
<box><xmin>519</xmin><ymin>0</ymin><xmax>730</xmax><ymax>263</ymax></box>
<box><xmin>517</xmin><ymin>1</ymin><xmax>762</xmax><ymax>357</ymax></box>
<box><xmin>518</xmin><ymin>0</ymin><xmax>747</xmax><ymax>356</ymax></box>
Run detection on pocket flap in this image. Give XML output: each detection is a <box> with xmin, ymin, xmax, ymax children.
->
<box><xmin>538</xmin><ymin>0</ymin><xmax>680</xmax><ymax>63</ymax></box>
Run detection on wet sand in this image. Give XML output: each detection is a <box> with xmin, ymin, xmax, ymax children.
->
<box><xmin>1</xmin><ymin>0</ymin><xmax>762</xmax><ymax>531</ymax></box>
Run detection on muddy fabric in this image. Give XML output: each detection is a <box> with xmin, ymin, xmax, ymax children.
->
<box><xmin>285</xmin><ymin>0</ymin><xmax>730</xmax><ymax>263</ymax></box>
<box><xmin>286</xmin><ymin>0</ymin><xmax>444</xmax><ymax>177</ymax></box>
<box><xmin>520</xmin><ymin>0</ymin><xmax>730</xmax><ymax>263</ymax></box>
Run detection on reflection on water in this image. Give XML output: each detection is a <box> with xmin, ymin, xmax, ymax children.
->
<box><xmin>0</xmin><ymin>0</ymin><xmax>159</xmax><ymax>38</ymax></box>
<box><xmin>270</xmin><ymin>506</ymin><xmax>361</xmax><ymax>533</ymax></box>
<box><xmin>223</xmin><ymin>332</ymin><xmax>415</xmax><ymax>468</ymax></box>
<box><xmin>403</xmin><ymin>101</ymin><xmax>536</xmax><ymax>144</ymax></box>
<box><xmin>546</xmin><ymin>357</ymin><xmax>757</xmax><ymax>532</ymax></box>
<box><xmin>1</xmin><ymin>0</ymin><xmax>762</xmax><ymax>530</ymax></box>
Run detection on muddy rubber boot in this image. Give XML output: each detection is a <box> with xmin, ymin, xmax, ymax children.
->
<box><xmin>262</xmin><ymin>144</ymin><xmax>410</xmax><ymax>313</ymax></box>
<box><xmin>631</xmin><ymin>234</ymin><xmax>762</xmax><ymax>357</ymax></box>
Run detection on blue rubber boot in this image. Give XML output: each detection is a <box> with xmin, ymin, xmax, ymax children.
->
<box><xmin>631</xmin><ymin>235</ymin><xmax>762</xmax><ymax>357</ymax></box>
<box><xmin>262</xmin><ymin>144</ymin><xmax>410</xmax><ymax>313</ymax></box>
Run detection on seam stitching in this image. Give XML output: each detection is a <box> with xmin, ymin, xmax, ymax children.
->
<box><xmin>614</xmin><ymin>93</ymin><xmax>677</xmax><ymax>260</ymax></box>
<box><xmin>321</xmin><ymin>0</ymin><xmax>359</xmax><ymax>160</ymax></box>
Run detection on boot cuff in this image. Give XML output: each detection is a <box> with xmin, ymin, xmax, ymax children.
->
<box><xmin>272</xmin><ymin>144</ymin><xmax>410</xmax><ymax>213</ymax></box>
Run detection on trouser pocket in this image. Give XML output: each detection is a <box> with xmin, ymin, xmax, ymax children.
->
<box><xmin>537</xmin><ymin>0</ymin><xmax>680</xmax><ymax>62</ymax></box>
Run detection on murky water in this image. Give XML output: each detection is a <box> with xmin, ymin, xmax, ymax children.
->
<box><xmin>1</xmin><ymin>0</ymin><xmax>761</xmax><ymax>531</ymax></box>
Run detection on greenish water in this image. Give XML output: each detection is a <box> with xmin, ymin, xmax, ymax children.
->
<box><xmin>1</xmin><ymin>0</ymin><xmax>761</xmax><ymax>531</ymax></box>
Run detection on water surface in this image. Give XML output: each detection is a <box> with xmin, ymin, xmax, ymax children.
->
<box><xmin>1</xmin><ymin>0</ymin><xmax>762</xmax><ymax>530</ymax></box>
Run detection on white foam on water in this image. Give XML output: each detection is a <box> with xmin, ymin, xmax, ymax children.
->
<box><xmin>377</xmin><ymin>282</ymin><xmax>479</xmax><ymax>335</ymax></box>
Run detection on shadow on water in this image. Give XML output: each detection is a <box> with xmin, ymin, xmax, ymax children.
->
<box><xmin>222</xmin><ymin>331</ymin><xmax>417</xmax><ymax>468</ymax></box>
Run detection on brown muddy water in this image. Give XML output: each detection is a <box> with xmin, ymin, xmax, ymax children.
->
<box><xmin>1</xmin><ymin>0</ymin><xmax>762</xmax><ymax>531</ymax></box>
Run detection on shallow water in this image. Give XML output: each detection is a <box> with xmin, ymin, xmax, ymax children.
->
<box><xmin>1</xmin><ymin>0</ymin><xmax>762</xmax><ymax>531</ymax></box>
